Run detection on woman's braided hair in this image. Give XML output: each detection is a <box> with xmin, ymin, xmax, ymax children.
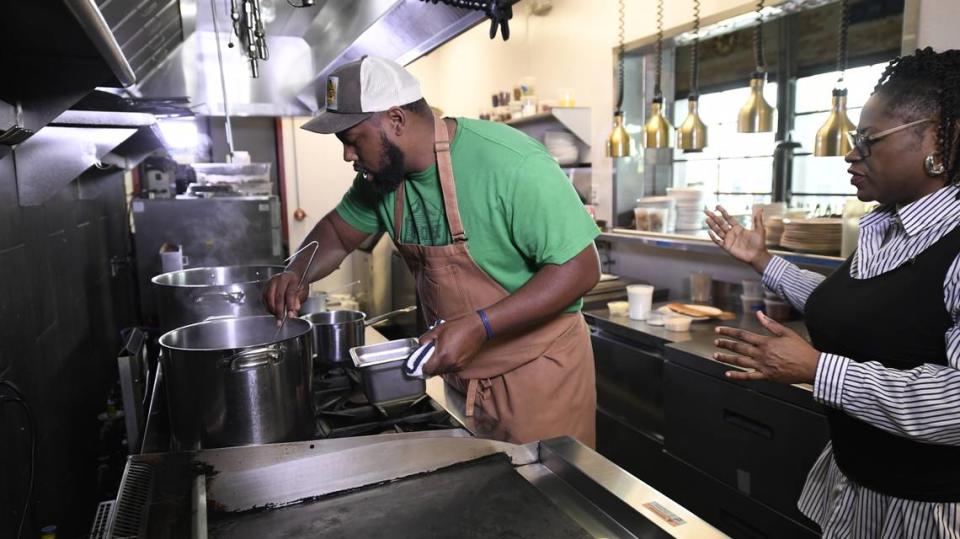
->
<box><xmin>874</xmin><ymin>47</ymin><xmax>960</xmax><ymax>186</ymax></box>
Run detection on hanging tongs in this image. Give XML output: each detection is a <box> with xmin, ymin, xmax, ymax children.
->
<box><xmin>272</xmin><ymin>240</ymin><xmax>319</xmax><ymax>339</ymax></box>
<box><xmin>422</xmin><ymin>0</ymin><xmax>515</xmax><ymax>41</ymax></box>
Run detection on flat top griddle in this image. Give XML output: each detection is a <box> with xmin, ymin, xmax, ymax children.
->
<box><xmin>208</xmin><ymin>454</ymin><xmax>592</xmax><ymax>539</ymax></box>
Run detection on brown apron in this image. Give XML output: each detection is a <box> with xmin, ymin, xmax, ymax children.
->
<box><xmin>391</xmin><ymin>116</ymin><xmax>596</xmax><ymax>447</ymax></box>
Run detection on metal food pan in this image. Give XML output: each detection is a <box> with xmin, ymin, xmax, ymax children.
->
<box><xmin>349</xmin><ymin>339</ymin><xmax>425</xmax><ymax>406</ymax></box>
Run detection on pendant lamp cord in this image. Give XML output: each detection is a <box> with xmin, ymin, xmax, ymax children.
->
<box><xmin>836</xmin><ymin>0</ymin><xmax>850</xmax><ymax>87</ymax></box>
<box><xmin>654</xmin><ymin>0</ymin><xmax>664</xmax><ymax>99</ymax></box>
<box><xmin>690</xmin><ymin>0</ymin><xmax>701</xmax><ymax>98</ymax></box>
<box><xmin>616</xmin><ymin>0</ymin><xmax>626</xmax><ymax>113</ymax></box>
<box><xmin>753</xmin><ymin>0</ymin><xmax>766</xmax><ymax>73</ymax></box>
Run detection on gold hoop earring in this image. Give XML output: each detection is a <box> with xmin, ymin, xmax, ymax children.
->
<box><xmin>925</xmin><ymin>153</ymin><xmax>946</xmax><ymax>176</ymax></box>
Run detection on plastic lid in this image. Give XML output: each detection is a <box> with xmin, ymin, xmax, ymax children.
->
<box><xmin>636</xmin><ymin>196</ymin><xmax>674</xmax><ymax>203</ymax></box>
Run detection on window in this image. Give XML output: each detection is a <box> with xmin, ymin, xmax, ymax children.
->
<box><xmin>672</xmin><ymin>84</ymin><xmax>778</xmax><ymax>217</ymax></box>
<box><xmin>610</xmin><ymin>0</ymin><xmax>903</xmax><ymax>231</ymax></box>
<box><xmin>790</xmin><ymin>62</ymin><xmax>889</xmax><ymax>214</ymax></box>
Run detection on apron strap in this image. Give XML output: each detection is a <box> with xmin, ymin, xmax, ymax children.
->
<box><xmin>393</xmin><ymin>181</ymin><xmax>406</xmax><ymax>244</ymax></box>
<box><xmin>465</xmin><ymin>378</ymin><xmax>478</xmax><ymax>417</ymax></box>
<box><xmin>433</xmin><ymin>116</ymin><xmax>467</xmax><ymax>243</ymax></box>
<box><xmin>391</xmin><ymin>116</ymin><xmax>467</xmax><ymax>244</ymax></box>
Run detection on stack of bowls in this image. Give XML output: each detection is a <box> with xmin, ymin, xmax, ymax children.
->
<box><xmin>543</xmin><ymin>131</ymin><xmax>580</xmax><ymax>165</ymax></box>
<box><xmin>667</xmin><ymin>187</ymin><xmax>709</xmax><ymax>231</ymax></box>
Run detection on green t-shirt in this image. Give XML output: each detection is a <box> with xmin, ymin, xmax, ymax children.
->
<box><xmin>335</xmin><ymin>117</ymin><xmax>599</xmax><ymax>311</ymax></box>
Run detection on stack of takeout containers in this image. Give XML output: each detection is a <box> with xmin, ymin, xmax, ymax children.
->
<box><xmin>667</xmin><ymin>187</ymin><xmax>708</xmax><ymax>231</ymax></box>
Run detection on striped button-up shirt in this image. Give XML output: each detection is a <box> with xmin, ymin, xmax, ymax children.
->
<box><xmin>763</xmin><ymin>184</ymin><xmax>960</xmax><ymax>537</ymax></box>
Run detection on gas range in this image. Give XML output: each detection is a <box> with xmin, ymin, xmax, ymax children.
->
<box><xmin>138</xmin><ymin>360</ymin><xmax>455</xmax><ymax>455</ymax></box>
<box><xmin>311</xmin><ymin>367</ymin><xmax>455</xmax><ymax>439</ymax></box>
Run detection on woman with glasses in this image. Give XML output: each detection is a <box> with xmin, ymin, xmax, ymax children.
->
<box><xmin>705</xmin><ymin>47</ymin><xmax>960</xmax><ymax>536</ymax></box>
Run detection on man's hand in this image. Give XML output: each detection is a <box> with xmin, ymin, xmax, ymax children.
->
<box><xmin>262</xmin><ymin>271</ymin><xmax>308</xmax><ymax>320</ymax></box>
<box><xmin>713</xmin><ymin>311</ymin><xmax>820</xmax><ymax>384</ymax></box>
<box><xmin>419</xmin><ymin>313</ymin><xmax>488</xmax><ymax>376</ymax></box>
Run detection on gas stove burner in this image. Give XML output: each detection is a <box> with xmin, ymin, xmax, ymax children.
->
<box><xmin>311</xmin><ymin>367</ymin><xmax>454</xmax><ymax>439</ymax></box>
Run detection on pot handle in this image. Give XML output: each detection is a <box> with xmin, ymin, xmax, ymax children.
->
<box><xmin>226</xmin><ymin>347</ymin><xmax>281</xmax><ymax>371</ymax></box>
<box><xmin>365</xmin><ymin>305</ymin><xmax>418</xmax><ymax>327</ymax></box>
<box><xmin>194</xmin><ymin>291</ymin><xmax>246</xmax><ymax>305</ymax></box>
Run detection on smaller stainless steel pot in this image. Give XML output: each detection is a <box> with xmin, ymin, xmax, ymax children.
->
<box><xmin>301</xmin><ymin>306</ymin><xmax>417</xmax><ymax>369</ymax></box>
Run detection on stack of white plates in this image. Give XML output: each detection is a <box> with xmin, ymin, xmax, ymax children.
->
<box><xmin>780</xmin><ymin>218</ymin><xmax>842</xmax><ymax>254</ymax></box>
<box><xmin>667</xmin><ymin>187</ymin><xmax>708</xmax><ymax>231</ymax></box>
<box><xmin>543</xmin><ymin>131</ymin><xmax>579</xmax><ymax>165</ymax></box>
<box><xmin>765</xmin><ymin>215</ymin><xmax>786</xmax><ymax>246</ymax></box>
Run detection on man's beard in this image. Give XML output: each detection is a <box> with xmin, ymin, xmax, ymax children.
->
<box><xmin>368</xmin><ymin>131</ymin><xmax>406</xmax><ymax>195</ymax></box>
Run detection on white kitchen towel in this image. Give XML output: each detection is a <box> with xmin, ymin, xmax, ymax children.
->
<box><xmin>404</xmin><ymin>319</ymin><xmax>444</xmax><ymax>379</ymax></box>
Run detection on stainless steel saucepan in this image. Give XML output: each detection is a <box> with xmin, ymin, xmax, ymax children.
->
<box><xmin>301</xmin><ymin>306</ymin><xmax>417</xmax><ymax>369</ymax></box>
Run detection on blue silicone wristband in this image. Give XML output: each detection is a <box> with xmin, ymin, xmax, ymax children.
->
<box><xmin>476</xmin><ymin>309</ymin><xmax>494</xmax><ymax>341</ymax></box>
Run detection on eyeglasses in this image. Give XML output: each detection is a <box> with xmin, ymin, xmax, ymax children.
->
<box><xmin>846</xmin><ymin>118</ymin><xmax>934</xmax><ymax>158</ymax></box>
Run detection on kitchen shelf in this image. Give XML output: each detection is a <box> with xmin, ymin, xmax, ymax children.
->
<box><xmin>598</xmin><ymin>228</ymin><xmax>845</xmax><ymax>269</ymax></box>
<box><xmin>503</xmin><ymin>107</ymin><xmax>592</xmax><ymax>165</ymax></box>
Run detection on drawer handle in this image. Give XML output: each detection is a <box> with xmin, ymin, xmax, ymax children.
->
<box><xmin>722</xmin><ymin>409</ymin><xmax>773</xmax><ymax>439</ymax></box>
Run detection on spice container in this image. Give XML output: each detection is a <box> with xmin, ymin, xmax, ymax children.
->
<box><xmin>665</xmin><ymin>316</ymin><xmax>692</xmax><ymax>332</ymax></box>
<box><xmin>607</xmin><ymin>301</ymin><xmax>629</xmax><ymax>317</ymax></box>
<box><xmin>763</xmin><ymin>298</ymin><xmax>792</xmax><ymax>321</ymax></box>
<box><xmin>635</xmin><ymin>196</ymin><xmax>677</xmax><ymax>232</ymax></box>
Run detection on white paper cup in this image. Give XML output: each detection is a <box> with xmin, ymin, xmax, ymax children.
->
<box><xmin>626</xmin><ymin>284</ymin><xmax>654</xmax><ymax>320</ymax></box>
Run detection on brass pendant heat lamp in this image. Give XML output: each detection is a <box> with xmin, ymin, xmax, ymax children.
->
<box><xmin>678</xmin><ymin>0</ymin><xmax>707</xmax><ymax>152</ymax></box>
<box><xmin>678</xmin><ymin>97</ymin><xmax>708</xmax><ymax>151</ymax></box>
<box><xmin>644</xmin><ymin>0</ymin><xmax>673</xmax><ymax>149</ymax></box>
<box><xmin>738</xmin><ymin>72</ymin><xmax>775</xmax><ymax>133</ymax></box>
<box><xmin>606</xmin><ymin>0</ymin><xmax>631</xmax><ymax>158</ymax></box>
<box><xmin>814</xmin><ymin>0</ymin><xmax>854</xmax><ymax>157</ymax></box>
<box><xmin>607</xmin><ymin>112</ymin><xmax>630</xmax><ymax>157</ymax></box>
<box><xmin>737</xmin><ymin>0</ymin><xmax>775</xmax><ymax>133</ymax></box>
<box><xmin>815</xmin><ymin>88</ymin><xmax>855</xmax><ymax>156</ymax></box>
<box><xmin>644</xmin><ymin>97</ymin><xmax>672</xmax><ymax>149</ymax></box>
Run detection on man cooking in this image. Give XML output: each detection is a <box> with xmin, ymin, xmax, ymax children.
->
<box><xmin>263</xmin><ymin>56</ymin><xmax>600</xmax><ymax>447</ymax></box>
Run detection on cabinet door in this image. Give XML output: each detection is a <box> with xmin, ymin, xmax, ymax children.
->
<box><xmin>591</xmin><ymin>329</ymin><xmax>665</xmax><ymax>439</ymax></box>
<box><xmin>665</xmin><ymin>453</ymin><xmax>821</xmax><ymax>539</ymax></box>
<box><xmin>664</xmin><ymin>361</ymin><xmax>829</xmax><ymax>524</ymax></box>
<box><xmin>596</xmin><ymin>411</ymin><xmax>671</xmax><ymax>493</ymax></box>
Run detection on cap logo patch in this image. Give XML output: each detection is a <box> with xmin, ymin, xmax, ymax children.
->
<box><xmin>326</xmin><ymin>76</ymin><xmax>339</xmax><ymax>111</ymax></box>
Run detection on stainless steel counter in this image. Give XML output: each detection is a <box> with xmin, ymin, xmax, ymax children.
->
<box><xmin>426</xmin><ymin>376</ymin><xmax>481</xmax><ymax>436</ymax></box>
<box><xmin>110</xmin><ymin>428</ymin><xmax>728</xmax><ymax>538</ymax></box>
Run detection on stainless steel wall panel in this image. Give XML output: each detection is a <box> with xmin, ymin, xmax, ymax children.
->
<box><xmin>0</xmin><ymin>160</ymin><xmax>136</xmax><ymax>535</ymax></box>
<box><xmin>132</xmin><ymin>197</ymin><xmax>283</xmax><ymax>326</ymax></box>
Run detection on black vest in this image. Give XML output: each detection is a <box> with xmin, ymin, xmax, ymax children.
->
<box><xmin>805</xmin><ymin>223</ymin><xmax>960</xmax><ymax>502</ymax></box>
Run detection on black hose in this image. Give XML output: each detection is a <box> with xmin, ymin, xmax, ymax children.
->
<box><xmin>836</xmin><ymin>0</ymin><xmax>850</xmax><ymax>83</ymax></box>
<box><xmin>616</xmin><ymin>0</ymin><xmax>626</xmax><ymax>112</ymax></box>
<box><xmin>655</xmin><ymin>0</ymin><xmax>664</xmax><ymax>98</ymax></box>
<box><xmin>753</xmin><ymin>0</ymin><xmax>766</xmax><ymax>72</ymax></box>
<box><xmin>1</xmin><ymin>381</ymin><xmax>36</xmax><ymax>539</ymax></box>
<box><xmin>690</xmin><ymin>0</ymin><xmax>701</xmax><ymax>98</ymax></box>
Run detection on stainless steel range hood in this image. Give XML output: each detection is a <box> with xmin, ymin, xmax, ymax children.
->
<box><xmin>13</xmin><ymin>110</ymin><xmax>166</xmax><ymax>206</ymax></box>
<box><xmin>0</xmin><ymin>0</ymin><xmax>140</xmax><ymax>147</ymax></box>
<box><xmin>135</xmin><ymin>0</ymin><xmax>487</xmax><ymax>116</ymax></box>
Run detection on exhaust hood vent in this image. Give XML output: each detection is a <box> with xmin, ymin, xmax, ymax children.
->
<box><xmin>13</xmin><ymin>110</ymin><xmax>165</xmax><ymax>206</ymax></box>
<box><xmin>94</xmin><ymin>0</ymin><xmax>185</xmax><ymax>83</ymax></box>
<box><xmin>135</xmin><ymin>0</ymin><xmax>502</xmax><ymax>116</ymax></box>
<box><xmin>0</xmin><ymin>0</ymin><xmax>140</xmax><ymax>146</ymax></box>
